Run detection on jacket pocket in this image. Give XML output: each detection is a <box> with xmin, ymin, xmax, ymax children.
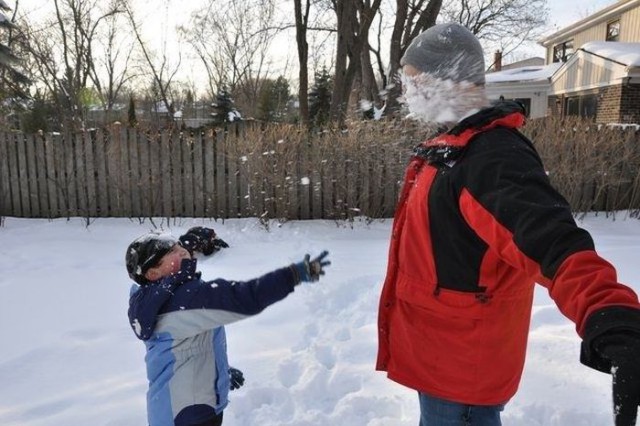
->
<box><xmin>396</xmin><ymin>271</ymin><xmax>486</xmax><ymax>319</ymax></box>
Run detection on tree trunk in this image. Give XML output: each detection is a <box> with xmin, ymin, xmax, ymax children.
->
<box><xmin>386</xmin><ymin>0</ymin><xmax>442</xmax><ymax>116</ymax></box>
<box><xmin>386</xmin><ymin>0</ymin><xmax>408</xmax><ymax>116</ymax></box>
<box><xmin>330</xmin><ymin>0</ymin><xmax>381</xmax><ymax>124</ymax></box>
<box><xmin>294</xmin><ymin>0</ymin><xmax>310</xmax><ymax>127</ymax></box>
<box><xmin>359</xmin><ymin>40</ymin><xmax>381</xmax><ymax>111</ymax></box>
<box><xmin>330</xmin><ymin>0</ymin><xmax>352</xmax><ymax>123</ymax></box>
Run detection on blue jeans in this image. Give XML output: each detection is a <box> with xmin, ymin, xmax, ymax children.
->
<box><xmin>418</xmin><ymin>393</ymin><xmax>504</xmax><ymax>426</ymax></box>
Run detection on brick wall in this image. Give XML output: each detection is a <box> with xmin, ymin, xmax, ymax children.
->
<box><xmin>620</xmin><ymin>83</ymin><xmax>640</xmax><ymax>124</ymax></box>
<box><xmin>547</xmin><ymin>84</ymin><xmax>639</xmax><ymax>124</ymax></box>
<box><xmin>596</xmin><ymin>85</ymin><xmax>622</xmax><ymax>123</ymax></box>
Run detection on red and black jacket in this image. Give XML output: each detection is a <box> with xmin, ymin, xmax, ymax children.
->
<box><xmin>376</xmin><ymin>101</ymin><xmax>640</xmax><ymax>404</ymax></box>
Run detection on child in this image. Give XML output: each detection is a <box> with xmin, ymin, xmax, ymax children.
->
<box><xmin>125</xmin><ymin>226</ymin><xmax>330</xmax><ymax>426</ymax></box>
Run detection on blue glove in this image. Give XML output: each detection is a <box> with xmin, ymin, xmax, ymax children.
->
<box><xmin>179</xmin><ymin>227</ymin><xmax>228</xmax><ymax>255</ymax></box>
<box><xmin>229</xmin><ymin>367</ymin><xmax>244</xmax><ymax>391</ymax></box>
<box><xmin>292</xmin><ymin>250</ymin><xmax>331</xmax><ymax>283</ymax></box>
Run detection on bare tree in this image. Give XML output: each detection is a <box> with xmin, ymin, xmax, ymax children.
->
<box><xmin>329</xmin><ymin>0</ymin><xmax>381</xmax><ymax>123</ymax></box>
<box><xmin>0</xmin><ymin>0</ymin><xmax>30</xmax><ymax>98</ymax></box>
<box><xmin>290</xmin><ymin>0</ymin><xmax>336</xmax><ymax>125</ymax></box>
<box><xmin>179</xmin><ymin>2</ymin><xmax>220</xmax><ymax>100</ymax></box>
<box><xmin>22</xmin><ymin>0</ymin><xmax>121</xmax><ymax>130</ymax></box>
<box><xmin>180</xmin><ymin>0</ymin><xmax>279</xmax><ymax>117</ymax></box>
<box><xmin>123</xmin><ymin>0</ymin><xmax>180</xmax><ymax>118</ymax></box>
<box><xmin>89</xmin><ymin>0</ymin><xmax>136</xmax><ymax>113</ymax></box>
<box><xmin>368</xmin><ymin>10</ymin><xmax>388</xmax><ymax>92</ymax></box>
<box><xmin>294</xmin><ymin>0</ymin><xmax>311</xmax><ymax>127</ymax></box>
<box><xmin>441</xmin><ymin>0</ymin><xmax>548</xmax><ymax>68</ymax></box>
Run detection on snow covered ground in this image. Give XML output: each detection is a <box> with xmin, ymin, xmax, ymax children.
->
<box><xmin>1</xmin><ymin>213</ymin><xmax>639</xmax><ymax>426</ymax></box>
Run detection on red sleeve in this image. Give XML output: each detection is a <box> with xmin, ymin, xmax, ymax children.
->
<box><xmin>457</xmin><ymin>128</ymin><xmax>640</xmax><ymax>336</ymax></box>
<box><xmin>550</xmin><ymin>251</ymin><xmax>639</xmax><ymax>335</ymax></box>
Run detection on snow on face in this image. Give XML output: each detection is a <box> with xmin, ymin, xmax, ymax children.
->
<box><xmin>399</xmin><ymin>70</ymin><xmax>488</xmax><ymax>125</ymax></box>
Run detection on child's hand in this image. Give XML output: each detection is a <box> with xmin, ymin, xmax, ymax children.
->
<box><xmin>179</xmin><ymin>227</ymin><xmax>228</xmax><ymax>255</ymax></box>
<box><xmin>292</xmin><ymin>251</ymin><xmax>331</xmax><ymax>283</ymax></box>
<box><xmin>229</xmin><ymin>367</ymin><xmax>245</xmax><ymax>391</ymax></box>
<box><xmin>212</xmin><ymin>237</ymin><xmax>229</xmax><ymax>251</ymax></box>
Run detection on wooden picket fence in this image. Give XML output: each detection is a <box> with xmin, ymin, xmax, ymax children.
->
<box><xmin>0</xmin><ymin>122</ymin><xmax>415</xmax><ymax>220</ymax></box>
<box><xmin>2</xmin><ymin>118</ymin><xmax>640</xmax><ymax>221</ymax></box>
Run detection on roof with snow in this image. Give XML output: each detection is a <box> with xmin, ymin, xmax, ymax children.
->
<box><xmin>580</xmin><ymin>42</ymin><xmax>640</xmax><ymax>67</ymax></box>
<box><xmin>487</xmin><ymin>42</ymin><xmax>640</xmax><ymax>86</ymax></box>
<box><xmin>500</xmin><ymin>57</ymin><xmax>545</xmax><ymax>71</ymax></box>
<box><xmin>485</xmin><ymin>62</ymin><xmax>562</xmax><ymax>84</ymax></box>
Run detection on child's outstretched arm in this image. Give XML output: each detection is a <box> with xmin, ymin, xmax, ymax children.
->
<box><xmin>153</xmin><ymin>251</ymin><xmax>331</xmax><ymax>339</ymax></box>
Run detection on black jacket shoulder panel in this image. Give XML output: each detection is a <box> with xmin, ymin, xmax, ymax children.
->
<box><xmin>457</xmin><ymin>127</ymin><xmax>594</xmax><ymax>279</ymax></box>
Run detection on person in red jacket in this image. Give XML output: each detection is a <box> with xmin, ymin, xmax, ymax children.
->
<box><xmin>376</xmin><ymin>22</ymin><xmax>640</xmax><ymax>426</ymax></box>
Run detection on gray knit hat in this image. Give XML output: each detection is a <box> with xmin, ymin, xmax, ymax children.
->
<box><xmin>401</xmin><ymin>23</ymin><xmax>485</xmax><ymax>85</ymax></box>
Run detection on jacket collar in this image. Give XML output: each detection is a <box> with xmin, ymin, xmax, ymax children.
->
<box><xmin>448</xmin><ymin>100</ymin><xmax>526</xmax><ymax>137</ymax></box>
<box><xmin>413</xmin><ymin>101</ymin><xmax>526</xmax><ymax>164</ymax></box>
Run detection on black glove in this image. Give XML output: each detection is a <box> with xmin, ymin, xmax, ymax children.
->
<box><xmin>292</xmin><ymin>250</ymin><xmax>331</xmax><ymax>283</ymax></box>
<box><xmin>212</xmin><ymin>237</ymin><xmax>229</xmax><ymax>251</ymax></box>
<box><xmin>595</xmin><ymin>331</ymin><xmax>640</xmax><ymax>426</ymax></box>
<box><xmin>179</xmin><ymin>227</ymin><xmax>228</xmax><ymax>255</ymax></box>
<box><xmin>229</xmin><ymin>367</ymin><xmax>244</xmax><ymax>391</ymax></box>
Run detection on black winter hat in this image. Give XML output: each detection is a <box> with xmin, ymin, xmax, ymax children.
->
<box><xmin>125</xmin><ymin>233</ymin><xmax>178</xmax><ymax>285</ymax></box>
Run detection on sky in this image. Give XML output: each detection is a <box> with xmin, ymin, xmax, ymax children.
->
<box><xmin>1</xmin><ymin>213</ymin><xmax>640</xmax><ymax>425</ymax></box>
<box><xmin>547</xmin><ymin>0</ymin><xmax>620</xmax><ymax>32</ymax></box>
<box><xmin>19</xmin><ymin>0</ymin><xmax>622</xmax><ymax>95</ymax></box>
<box><xmin>502</xmin><ymin>0</ymin><xmax>619</xmax><ymax>61</ymax></box>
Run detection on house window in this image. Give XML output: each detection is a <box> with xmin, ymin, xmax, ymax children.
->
<box><xmin>581</xmin><ymin>94</ymin><xmax>598</xmax><ymax>118</ymax></box>
<box><xmin>565</xmin><ymin>94</ymin><xmax>598</xmax><ymax>118</ymax></box>
<box><xmin>553</xmin><ymin>40</ymin><xmax>574</xmax><ymax>63</ymax></box>
<box><xmin>566</xmin><ymin>97</ymin><xmax>580</xmax><ymax>116</ymax></box>
<box><xmin>606</xmin><ymin>20</ymin><xmax>620</xmax><ymax>41</ymax></box>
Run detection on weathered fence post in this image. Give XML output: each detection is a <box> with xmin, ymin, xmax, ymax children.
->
<box><xmin>0</xmin><ymin>132</ymin><xmax>11</xmax><ymax>216</ymax></box>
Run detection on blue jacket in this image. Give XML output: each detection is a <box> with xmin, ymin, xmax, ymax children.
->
<box><xmin>128</xmin><ymin>258</ymin><xmax>299</xmax><ymax>426</ymax></box>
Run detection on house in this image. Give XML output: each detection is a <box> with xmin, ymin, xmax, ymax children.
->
<box><xmin>486</xmin><ymin>0</ymin><xmax>640</xmax><ymax>123</ymax></box>
<box><xmin>546</xmin><ymin>41</ymin><xmax>640</xmax><ymax>123</ymax></box>
<box><xmin>501</xmin><ymin>57</ymin><xmax>545</xmax><ymax>71</ymax></box>
<box><xmin>485</xmin><ymin>61</ymin><xmax>561</xmax><ymax>119</ymax></box>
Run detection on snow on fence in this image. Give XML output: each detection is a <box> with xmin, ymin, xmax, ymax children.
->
<box><xmin>0</xmin><ymin>122</ymin><xmax>412</xmax><ymax>220</ymax></box>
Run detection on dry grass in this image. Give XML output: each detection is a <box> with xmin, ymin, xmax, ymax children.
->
<box><xmin>524</xmin><ymin>117</ymin><xmax>640</xmax><ymax>217</ymax></box>
<box><xmin>231</xmin><ymin>117</ymin><xmax>640</xmax><ymax>219</ymax></box>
